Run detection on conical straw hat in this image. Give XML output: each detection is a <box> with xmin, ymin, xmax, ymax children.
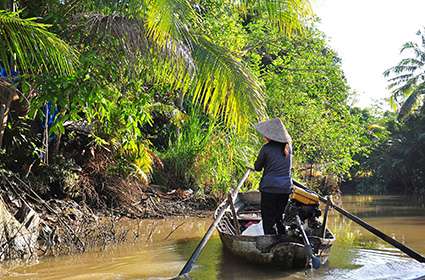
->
<box><xmin>255</xmin><ymin>118</ymin><xmax>292</xmax><ymax>143</ymax></box>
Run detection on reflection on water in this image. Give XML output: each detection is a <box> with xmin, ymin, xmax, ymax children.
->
<box><xmin>1</xmin><ymin>196</ymin><xmax>424</xmax><ymax>280</ymax></box>
<box><xmin>341</xmin><ymin>196</ymin><xmax>425</xmax><ymax>254</ymax></box>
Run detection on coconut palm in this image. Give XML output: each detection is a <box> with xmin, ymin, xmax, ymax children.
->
<box><xmin>384</xmin><ymin>28</ymin><xmax>425</xmax><ymax>119</ymax></box>
<box><xmin>64</xmin><ymin>0</ymin><xmax>313</xmax><ymax>128</ymax></box>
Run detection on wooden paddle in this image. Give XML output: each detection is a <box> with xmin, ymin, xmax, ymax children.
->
<box><xmin>295</xmin><ymin>215</ymin><xmax>321</xmax><ymax>269</ymax></box>
<box><xmin>178</xmin><ymin>169</ymin><xmax>252</xmax><ymax>276</ymax></box>
<box><xmin>293</xmin><ymin>179</ymin><xmax>425</xmax><ymax>263</ymax></box>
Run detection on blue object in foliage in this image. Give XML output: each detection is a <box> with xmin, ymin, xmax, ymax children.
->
<box><xmin>41</xmin><ymin>101</ymin><xmax>59</xmax><ymax>143</ymax></box>
<box><xmin>41</xmin><ymin>101</ymin><xmax>59</xmax><ymax>129</ymax></box>
<box><xmin>0</xmin><ymin>65</ymin><xmax>19</xmax><ymax>80</ymax></box>
<box><xmin>0</xmin><ymin>67</ymin><xmax>6</xmax><ymax>78</ymax></box>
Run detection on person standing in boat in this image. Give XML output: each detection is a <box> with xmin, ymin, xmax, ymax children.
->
<box><xmin>254</xmin><ymin>118</ymin><xmax>292</xmax><ymax>235</ymax></box>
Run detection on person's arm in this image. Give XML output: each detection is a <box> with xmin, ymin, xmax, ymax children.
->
<box><xmin>254</xmin><ymin>146</ymin><xmax>266</xmax><ymax>171</ymax></box>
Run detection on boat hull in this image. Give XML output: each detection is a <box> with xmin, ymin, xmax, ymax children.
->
<box><xmin>219</xmin><ymin>232</ymin><xmax>332</xmax><ymax>268</ymax></box>
<box><xmin>216</xmin><ymin>191</ymin><xmax>335</xmax><ymax>268</ymax></box>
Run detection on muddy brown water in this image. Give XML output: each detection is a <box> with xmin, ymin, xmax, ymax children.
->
<box><xmin>1</xmin><ymin>195</ymin><xmax>424</xmax><ymax>280</ymax></box>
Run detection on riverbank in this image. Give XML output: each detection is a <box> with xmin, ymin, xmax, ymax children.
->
<box><xmin>1</xmin><ymin>195</ymin><xmax>424</xmax><ymax>280</ymax></box>
<box><xmin>0</xmin><ymin>164</ymin><xmax>216</xmax><ymax>263</ymax></box>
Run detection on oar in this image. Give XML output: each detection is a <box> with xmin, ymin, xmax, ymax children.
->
<box><xmin>292</xmin><ymin>179</ymin><xmax>425</xmax><ymax>263</ymax></box>
<box><xmin>295</xmin><ymin>215</ymin><xmax>321</xmax><ymax>269</ymax></box>
<box><xmin>178</xmin><ymin>169</ymin><xmax>252</xmax><ymax>276</ymax></box>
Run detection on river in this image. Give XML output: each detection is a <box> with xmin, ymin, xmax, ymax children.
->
<box><xmin>1</xmin><ymin>195</ymin><xmax>424</xmax><ymax>280</ymax></box>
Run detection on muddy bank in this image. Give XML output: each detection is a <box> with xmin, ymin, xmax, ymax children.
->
<box><xmin>0</xmin><ymin>167</ymin><xmax>215</xmax><ymax>263</ymax></box>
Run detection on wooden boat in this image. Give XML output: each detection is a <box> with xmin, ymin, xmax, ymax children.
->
<box><xmin>180</xmin><ymin>170</ymin><xmax>424</xmax><ymax>276</ymax></box>
<box><xmin>215</xmin><ymin>190</ymin><xmax>335</xmax><ymax>269</ymax></box>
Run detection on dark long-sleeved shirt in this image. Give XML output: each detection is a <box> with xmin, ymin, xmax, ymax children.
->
<box><xmin>254</xmin><ymin>141</ymin><xmax>292</xmax><ymax>194</ymax></box>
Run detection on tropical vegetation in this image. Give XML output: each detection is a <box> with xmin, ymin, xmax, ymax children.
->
<box><xmin>348</xmin><ymin>28</ymin><xmax>425</xmax><ymax>200</ymax></box>
<box><xmin>384</xmin><ymin>28</ymin><xmax>425</xmax><ymax>119</ymax></box>
<box><xmin>2</xmin><ymin>0</ymin><xmax>423</xmax><ymax>209</ymax></box>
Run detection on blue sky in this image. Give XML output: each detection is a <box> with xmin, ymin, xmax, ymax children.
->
<box><xmin>313</xmin><ymin>0</ymin><xmax>425</xmax><ymax>108</ymax></box>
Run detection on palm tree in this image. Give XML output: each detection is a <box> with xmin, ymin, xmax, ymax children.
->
<box><xmin>384</xmin><ymin>28</ymin><xmax>425</xmax><ymax>119</ymax></box>
<box><xmin>0</xmin><ymin>8</ymin><xmax>78</xmax><ymax>146</ymax></box>
<box><xmin>66</xmin><ymin>0</ymin><xmax>313</xmax><ymax>128</ymax></box>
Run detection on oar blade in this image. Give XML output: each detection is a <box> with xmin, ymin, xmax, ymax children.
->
<box><xmin>311</xmin><ymin>255</ymin><xmax>321</xmax><ymax>269</ymax></box>
<box><xmin>303</xmin><ymin>244</ymin><xmax>321</xmax><ymax>269</ymax></box>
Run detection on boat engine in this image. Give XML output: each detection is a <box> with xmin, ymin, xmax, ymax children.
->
<box><xmin>283</xmin><ymin>186</ymin><xmax>322</xmax><ymax>235</ymax></box>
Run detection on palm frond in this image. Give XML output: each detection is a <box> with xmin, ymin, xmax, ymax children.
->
<box><xmin>401</xmin><ymin>41</ymin><xmax>425</xmax><ymax>62</ymax></box>
<box><xmin>391</xmin><ymin>65</ymin><xmax>419</xmax><ymax>74</ymax></box>
<box><xmin>0</xmin><ymin>9</ymin><xmax>77</xmax><ymax>76</ymax></box>
<box><xmin>146</xmin><ymin>35</ymin><xmax>266</xmax><ymax>128</ymax></box>
<box><xmin>398</xmin><ymin>58</ymin><xmax>424</xmax><ymax>67</ymax></box>
<box><xmin>398</xmin><ymin>86</ymin><xmax>424</xmax><ymax>119</ymax></box>
<box><xmin>72</xmin><ymin>0</ymin><xmax>266</xmax><ymax>128</ymax></box>
<box><xmin>143</xmin><ymin>0</ymin><xmax>266</xmax><ymax>128</ymax></box>
<box><xmin>145</xmin><ymin>0</ymin><xmax>269</xmax><ymax>127</ymax></box>
<box><xmin>188</xmin><ymin>36</ymin><xmax>266</xmax><ymax>128</ymax></box>
<box><xmin>82</xmin><ymin>12</ymin><xmax>149</xmax><ymax>53</ymax></box>
<box><xmin>145</xmin><ymin>0</ymin><xmax>199</xmax><ymax>48</ymax></box>
<box><xmin>66</xmin><ymin>0</ymin><xmax>312</xmax><ymax>127</ymax></box>
<box><xmin>389</xmin><ymin>78</ymin><xmax>418</xmax><ymax>100</ymax></box>
<box><xmin>237</xmin><ymin>0</ymin><xmax>313</xmax><ymax>34</ymax></box>
<box><xmin>400</xmin><ymin>41</ymin><xmax>417</xmax><ymax>53</ymax></box>
<box><xmin>385</xmin><ymin>29</ymin><xmax>425</xmax><ymax>118</ymax></box>
<box><xmin>387</xmin><ymin>73</ymin><xmax>414</xmax><ymax>84</ymax></box>
<box><xmin>420</xmin><ymin>29</ymin><xmax>425</xmax><ymax>48</ymax></box>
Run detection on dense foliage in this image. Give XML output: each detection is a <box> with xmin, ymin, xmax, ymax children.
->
<box><xmin>348</xmin><ymin>29</ymin><xmax>425</xmax><ymax>199</ymax></box>
<box><xmin>0</xmin><ymin>0</ymin><xmax>386</xmax><ymax>202</ymax></box>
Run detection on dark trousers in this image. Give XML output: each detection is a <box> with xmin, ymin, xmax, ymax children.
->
<box><xmin>261</xmin><ymin>192</ymin><xmax>289</xmax><ymax>235</ymax></box>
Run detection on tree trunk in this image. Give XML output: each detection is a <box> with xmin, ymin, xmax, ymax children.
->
<box><xmin>0</xmin><ymin>104</ymin><xmax>6</xmax><ymax>147</ymax></box>
<box><xmin>0</xmin><ymin>91</ymin><xmax>14</xmax><ymax>147</ymax></box>
<box><xmin>42</xmin><ymin>103</ymin><xmax>49</xmax><ymax>165</ymax></box>
<box><xmin>52</xmin><ymin>133</ymin><xmax>61</xmax><ymax>155</ymax></box>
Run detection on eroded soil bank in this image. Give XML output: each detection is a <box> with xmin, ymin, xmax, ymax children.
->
<box><xmin>0</xmin><ymin>166</ymin><xmax>215</xmax><ymax>263</ymax></box>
